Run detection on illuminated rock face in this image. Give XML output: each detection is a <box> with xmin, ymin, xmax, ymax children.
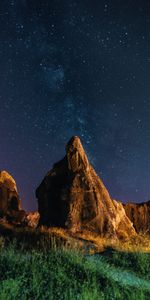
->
<box><xmin>36</xmin><ymin>136</ymin><xmax>136</xmax><ymax>237</ymax></box>
<box><xmin>123</xmin><ymin>201</ymin><xmax>150</xmax><ymax>233</ymax></box>
<box><xmin>0</xmin><ymin>171</ymin><xmax>25</xmax><ymax>222</ymax></box>
<box><xmin>26</xmin><ymin>212</ymin><xmax>40</xmax><ymax>228</ymax></box>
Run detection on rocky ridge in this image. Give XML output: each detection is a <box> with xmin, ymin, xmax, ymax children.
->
<box><xmin>0</xmin><ymin>136</ymin><xmax>150</xmax><ymax>252</ymax></box>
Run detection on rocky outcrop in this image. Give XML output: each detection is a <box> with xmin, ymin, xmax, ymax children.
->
<box><xmin>36</xmin><ymin>136</ymin><xmax>136</xmax><ymax>238</ymax></box>
<box><xmin>123</xmin><ymin>201</ymin><xmax>150</xmax><ymax>233</ymax></box>
<box><xmin>0</xmin><ymin>171</ymin><xmax>25</xmax><ymax>223</ymax></box>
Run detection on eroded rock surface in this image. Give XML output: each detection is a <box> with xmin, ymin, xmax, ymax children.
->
<box><xmin>123</xmin><ymin>201</ymin><xmax>150</xmax><ymax>233</ymax></box>
<box><xmin>36</xmin><ymin>136</ymin><xmax>136</xmax><ymax>238</ymax></box>
<box><xmin>0</xmin><ymin>171</ymin><xmax>25</xmax><ymax>223</ymax></box>
<box><xmin>25</xmin><ymin>212</ymin><xmax>40</xmax><ymax>228</ymax></box>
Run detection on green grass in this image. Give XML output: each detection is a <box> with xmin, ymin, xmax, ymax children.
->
<box><xmin>0</xmin><ymin>238</ymin><xmax>150</xmax><ymax>300</ymax></box>
<box><xmin>102</xmin><ymin>249</ymin><xmax>150</xmax><ymax>280</ymax></box>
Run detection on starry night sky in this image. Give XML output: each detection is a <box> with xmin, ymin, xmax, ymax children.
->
<box><xmin>1</xmin><ymin>0</ymin><xmax>150</xmax><ymax>211</ymax></box>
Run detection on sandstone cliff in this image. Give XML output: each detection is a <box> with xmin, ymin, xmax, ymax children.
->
<box><xmin>36</xmin><ymin>136</ymin><xmax>136</xmax><ymax>238</ymax></box>
<box><xmin>123</xmin><ymin>201</ymin><xmax>150</xmax><ymax>233</ymax></box>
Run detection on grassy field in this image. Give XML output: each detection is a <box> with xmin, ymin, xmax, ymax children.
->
<box><xmin>0</xmin><ymin>237</ymin><xmax>150</xmax><ymax>300</ymax></box>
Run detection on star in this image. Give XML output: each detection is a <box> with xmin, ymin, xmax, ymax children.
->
<box><xmin>0</xmin><ymin>0</ymin><xmax>150</xmax><ymax>210</ymax></box>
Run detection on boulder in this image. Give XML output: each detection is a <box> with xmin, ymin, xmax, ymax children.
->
<box><xmin>36</xmin><ymin>136</ymin><xmax>136</xmax><ymax>237</ymax></box>
<box><xmin>25</xmin><ymin>212</ymin><xmax>40</xmax><ymax>228</ymax></box>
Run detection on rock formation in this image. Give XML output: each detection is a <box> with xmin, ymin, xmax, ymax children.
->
<box><xmin>0</xmin><ymin>170</ymin><xmax>25</xmax><ymax>223</ymax></box>
<box><xmin>25</xmin><ymin>212</ymin><xmax>40</xmax><ymax>228</ymax></box>
<box><xmin>123</xmin><ymin>201</ymin><xmax>150</xmax><ymax>233</ymax></box>
<box><xmin>36</xmin><ymin>136</ymin><xmax>136</xmax><ymax>238</ymax></box>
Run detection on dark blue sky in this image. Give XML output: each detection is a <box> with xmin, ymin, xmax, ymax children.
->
<box><xmin>1</xmin><ymin>0</ymin><xmax>150</xmax><ymax>210</ymax></box>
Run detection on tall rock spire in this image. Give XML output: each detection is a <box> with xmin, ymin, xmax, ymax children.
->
<box><xmin>36</xmin><ymin>136</ymin><xmax>136</xmax><ymax>237</ymax></box>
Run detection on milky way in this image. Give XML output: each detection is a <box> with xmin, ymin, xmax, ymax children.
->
<box><xmin>1</xmin><ymin>0</ymin><xmax>150</xmax><ymax>210</ymax></box>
